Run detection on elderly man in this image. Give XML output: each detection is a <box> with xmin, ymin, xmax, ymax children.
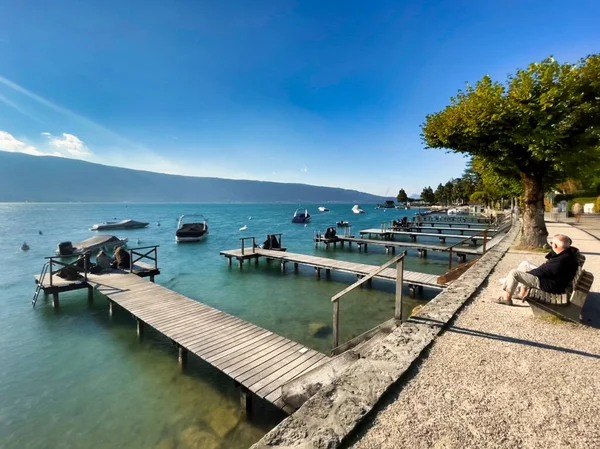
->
<box><xmin>497</xmin><ymin>234</ymin><xmax>579</xmax><ymax>306</ymax></box>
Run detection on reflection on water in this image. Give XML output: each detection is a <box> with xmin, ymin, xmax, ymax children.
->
<box><xmin>0</xmin><ymin>203</ymin><xmax>450</xmax><ymax>448</ymax></box>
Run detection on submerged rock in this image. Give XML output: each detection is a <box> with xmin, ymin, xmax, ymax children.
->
<box><xmin>309</xmin><ymin>322</ymin><xmax>332</xmax><ymax>339</ymax></box>
<box><xmin>179</xmin><ymin>425</ymin><xmax>220</xmax><ymax>449</ymax></box>
<box><xmin>208</xmin><ymin>406</ymin><xmax>240</xmax><ymax>438</ymax></box>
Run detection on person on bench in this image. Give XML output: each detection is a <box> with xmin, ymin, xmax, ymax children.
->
<box><xmin>497</xmin><ymin>234</ymin><xmax>579</xmax><ymax>306</ymax></box>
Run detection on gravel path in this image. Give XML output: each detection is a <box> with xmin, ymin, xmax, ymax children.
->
<box><xmin>349</xmin><ymin>222</ymin><xmax>600</xmax><ymax>449</ymax></box>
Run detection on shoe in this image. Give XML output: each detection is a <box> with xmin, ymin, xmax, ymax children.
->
<box><xmin>496</xmin><ymin>297</ymin><xmax>513</xmax><ymax>306</ymax></box>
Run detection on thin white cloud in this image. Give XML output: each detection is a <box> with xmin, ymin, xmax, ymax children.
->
<box><xmin>0</xmin><ymin>131</ymin><xmax>44</xmax><ymax>156</ymax></box>
<box><xmin>42</xmin><ymin>132</ymin><xmax>91</xmax><ymax>156</ymax></box>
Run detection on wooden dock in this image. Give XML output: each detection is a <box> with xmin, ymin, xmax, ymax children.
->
<box><xmin>314</xmin><ymin>235</ymin><xmax>481</xmax><ymax>257</ymax></box>
<box><xmin>33</xmin><ymin>248</ymin><xmax>329</xmax><ymax>414</ymax></box>
<box><xmin>219</xmin><ymin>247</ymin><xmax>444</xmax><ymax>291</ymax></box>
<box><xmin>359</xmin><ymin>228</ymin><xmax>492</xmax><ymax>244</ymax></box>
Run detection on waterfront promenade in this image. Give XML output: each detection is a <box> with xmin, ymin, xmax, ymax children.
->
<box><xmin>348</xmin><ymin>221</ymin><xmax>600</xmax><ymax>448</ymax></box>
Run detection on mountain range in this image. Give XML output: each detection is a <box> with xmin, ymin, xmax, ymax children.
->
<box><xmin>0</xmin><ymin>152</ymin><xmax>387</xmax><ymax>203</ymax></box>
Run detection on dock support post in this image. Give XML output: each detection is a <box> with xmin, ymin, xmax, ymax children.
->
<box><xmin>228</xmin><ymin>257</ymin><xmax>232</xmax><ymax>267</ymax></box>
<box><xmin>385</xmin><ymin>247</ymin><xmax>389</xmax><ymax>255</ymax></box>
<box><xmin>87</xmin><ymin>286</ymin><xmax>94</xmax><ymax>302</ymax></box>
<box><xmin>440</xmin><ymin>237</ymin><xmax>446</xmax><ymax>244</ymax></box>
<box><xmin>109</xmin><ymin>301</ymin><xmax>114</xmax><ymax>318</ymax></box>
<box><xmin>281</xmin><ymin>261</ymin><xmax>286</xmax><ymax>273</ymax></box>
<box><xmin>391</xmin><ymin>246</ymin><xmax>396</xmax><ymax>255</ymax></box>
<box><xmin>409</xmin><ymin>285</ymin><xmax>416</xmax><ymax>298</ymax></box>
<box><xmin>395</xmin><ymin>257</ymin><xmax>404</xmax><ymax>320</ymax></box>
<box><xmin>255</xmin><ymin>257</ymin><xmax>259</xmax><ymax>266</ymax></box>
<box><xmin>52</xmin><ymin>292</ymin><xmax>59</xmax><ymax>309</ymax></box>
<box><xmin>137</xmin><ymin>319</ymin><xmax>144</xmax><ymax>340</ymax></box>
<box><xmin>239</xmin><ymin>386</ymin><xmax>253</xmax><ymax>417</ymax></box>
<box><xmin>239</xmin><ymin>259</ymin><xmax>243</xmax><ymax>270</ymax></box>
<box><xmin>316</xmin><ymin>268</ymin><xmax>321</xmax><ymax>280</ymax></box>
<box><xmin>150</xmin><ymin>275</ymin><xmax>155</xmax><ymax>283</ymax></box>
<box><xmin>178</xmin><ymin>346</ymin><xmax>188</xmax><ymax>369</ymax></box>
<box><xmin>364</xmin><ymin>243</ymin><xmax>368</xmax><ymax>252</ymax></box>
<box><xmin>294</xmin><ymin>263</ymin><xmax>299</xmax><ymax>273</ymax></box>
<box><xmin>326</xmin><ymin>269</ymin><xmax>331</xmax><ymax>278</ymax></box>
<box><xmin>418</xmin><ymin>285</ymin><xmax>424</xmax><ymax>295</ymax></box>
<box><xmin>367</xmin><ymin>278</ymin><xmax>372</xmax><ymax>287</ymax></box>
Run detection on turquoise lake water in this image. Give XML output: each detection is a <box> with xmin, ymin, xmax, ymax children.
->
<box><xmin>0</xmin><ymin>203</ymin><xmax>453</xmax><ymax>449</ymax></box>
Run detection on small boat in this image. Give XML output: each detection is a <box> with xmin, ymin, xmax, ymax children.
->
<box><xmin>176</xmin><ymin>214</ymin><xmax>209</xmax><ymax>243</ymax></box>
<box><xmin>292</xmin><ymin>208</ymin><xmax>311</xmax><ymax>224</ymax></box>
<box><xmin>352</xmin><ymin>204</ymin><xmax>365</xmax><ymax>214</ymax></box>
<box><xmin>336</xmin><ymin>221</ymin><xmax>351</xmax><ymax>227</ymax></box>
<box><xmin>56</xmin><ymin>235</ymin><xmax>128</xmax><ymax>257</ymax></box>
<box><xmin>239</xmin><ymin>225</ymin><xmax>248</xmax><ymax>231</ymax></box>
<box><xmin>21</xmin><ymin>242</ymin><xmax>30</xmax><ymax>251</ymax></box>
<box><xmin>318</xmin><ymin>206</ymin><xmax>329</xmax><ymax>212</ymax></box>
<box><xmin>90</xmin><ymin>219</ymin><xmax>149</xmax><ymax>231</ymax></box>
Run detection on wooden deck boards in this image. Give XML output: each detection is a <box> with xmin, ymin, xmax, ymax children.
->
<box><xmin>359</xmin><ymin>228</ymin><xmax>492</xmax><ymax>241</ymax></box>
<box><xmin>320</xmin><ymin>236</ymin><xmax>482</xmax><ymax>255</ymax></box>
<box><xmin>219</xmin><ymin>248</ymin><xmax>443</xmax><ymax>289</ymax></box>
<box><xmin>81</xmin><ymin>270</ymin><xmax>328</xmax><ymax>411</ymax></box>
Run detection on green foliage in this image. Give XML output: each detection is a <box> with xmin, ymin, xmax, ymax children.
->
<box><xmin>595</xmin><ymin>196</ymin><xmax>600</xmax><ymax>213</ymax></box>
<box><xmin>396</xmin><ymin>188</ymin><xmax>408</xmax><ymax>204</ymax></box>
<box><xmin>420</xmin><ymin>186</ymin><xmax>435</xmax><ymax>204</ymax></box>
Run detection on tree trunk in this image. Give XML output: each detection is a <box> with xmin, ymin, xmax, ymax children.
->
<box><xmin>520</xmin><ymin>173</ymin><xmax>549</xmax><ymax>247</ymax></box>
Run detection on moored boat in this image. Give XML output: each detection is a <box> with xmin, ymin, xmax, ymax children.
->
<box><xmin>352</xmin><ymin>204</ymin><xmax>365</xmax><ymax>214</ymax></box>
<box><xmin>90</xmin><ymin>219</ymin><xmax>149</xmax><ymax>231</ymax></box>
<box><xmin>176</xmin><ymin>215</ymin><xmax>209</xmax><ymax>243</ymax></box>
<box><xmin>292</xmin><ymin>208</ymin><xmax>311</xmax><ymax>224</ymax></box>
<box><xmin>336</xmin><ymin>221</ymin><xmax>351</xmax><ymax>227</ymax></box>
<box><xmin>56</xmin><ymin>235</ymin><xmax>128</xmax><ymax>257</ymax></box>
<box><xmin>318</xmin><ymin>206</ymin><xmax>329</xmax><ymax>212</ymax></box>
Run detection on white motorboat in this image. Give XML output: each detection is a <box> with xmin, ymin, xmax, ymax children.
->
<box><xmin>56</xmin><ymin>235</ymin><xmax>128</xmax><ymax>257</ymax></box>
<box><xmin>318</xmin><ymin>206</ymin><xmax>329</xmax><ymax>212</ymax></box>
<box><xmin>90</xmin><ymin>219</ymin><xmax>149</xmax><ymax>231</ymax></box>
<box><xmin>176</xmin><ymin>214</ymin><xmax>209</xmax><ymax>243</ymax></box>
<box><xmin>352</xmin><ymin>204</ymin><xmax>365</xmax><ymax>214</ymax></box>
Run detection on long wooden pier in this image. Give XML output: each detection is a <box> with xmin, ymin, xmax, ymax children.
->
<box><xmin>359</xmin><ymin>228</ymin><xmax>492</xmax><ymax>244</ymax></box>
<box><xmin>33</xmin><ymin>250</ymin><xmax>329</xmax><ymax>414</ymax></box>
<box><xmin>219</xmin><ymin>247</ymin><xmax>444</xmax><ymax>291</ymax></box>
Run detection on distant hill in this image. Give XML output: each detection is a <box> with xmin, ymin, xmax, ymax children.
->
<box><xmin>0</xmin><ymin>152</ymin><xmax>386</xmax><ymax>203</ymax></box>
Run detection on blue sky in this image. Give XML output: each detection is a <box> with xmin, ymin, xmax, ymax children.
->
<box><xmin>1</xmin><ymin>0</ymin><xmax>599</xmax><ymax>196</ymax></box>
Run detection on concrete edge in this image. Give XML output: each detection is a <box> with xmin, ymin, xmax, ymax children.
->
<box><xmin>250</xmin><ymin>221</ymin><xmax>520</xmax><ymax>449</ymax></box>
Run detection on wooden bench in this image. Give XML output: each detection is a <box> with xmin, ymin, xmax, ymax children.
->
<box><xmin>525</xmin><ymin>252</ymin><xmax>594</xmax><ymax>323</ymax></box>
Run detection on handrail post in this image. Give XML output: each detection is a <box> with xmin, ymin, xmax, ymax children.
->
<box><xmin>333</xmin><ymin>299</ymin><xmax>340</xmax><ymax>349</ymax></box>
<box><xmin>252</xmin><ymin>237</ymin><xmax>256</xmax><ymax>253</ymax></box>
<box><xmin>241</xmin><ymin>239</ymin><xmax>245</xmax><ymax>256</ymax></box>
<box><xmin>84</xmin><ymin>254</ymin><xmax>88</xmax><ymax>282</ymax></box>
<box><xmin>49</xmin><ymin>258</ymin><xmax>53</xmax><ymax>287</ymax></box>
<box><xmin>129</xmin><ymin>249</ymin><xmax>134</xmax><ymax>273</ymax></box>
<box><xmin>395</xmin><ymin>255</ymin><xmax>404</xmax><ymax>321</ymax></box>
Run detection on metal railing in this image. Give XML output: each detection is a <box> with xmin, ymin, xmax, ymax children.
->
<box><xmin>240</xmin><ymin>237</ymin><xmax>256</xmax><ymax>255</ymax></box>
<box><xmin>45</xmin><ymin>252</ymin><xmax>92</xmax><ymax>287</ymax></box>
<box><xmin>331</xmin><ymin>251</ymin><xmax>407</xmax><ymax>351</ymax></box>
<box><xmin>128</xmin><ymin>245</ymin><xmax>159</xmax><ymax>272</ymax></box>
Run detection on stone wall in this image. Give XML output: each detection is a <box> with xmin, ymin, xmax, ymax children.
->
<box><xmin>251</xmin><ymin>222</ymin><xmax>519</xmax><ymax>449</ymax></box>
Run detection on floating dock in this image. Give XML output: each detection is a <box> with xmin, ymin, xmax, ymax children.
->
<box><xmin>219</xmin><ymin>247</ymin><xmax>444</xmax><ymax>291</ymax></box>
<box><xmin>33</xmin><ymin>248</ymin><xmax>329</xmax><ymax>414</ymax></box>
<box><xmin>359</xmin><ymin>228</ymin><xmax>492</xmax><ymax>244</ymax></box>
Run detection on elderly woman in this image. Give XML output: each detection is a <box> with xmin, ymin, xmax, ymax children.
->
<box><xmin>111</xmin><ymin>246</ymin><xmax>131</xmax><ymax>269</ymax></box>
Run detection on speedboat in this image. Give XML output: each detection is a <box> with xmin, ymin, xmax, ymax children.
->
<box><xmin>292</xmin><ymin>208</ymin><xmax>311</xmax><ymax>224</ymax></box>
<box><xmin>352</xmin><ymin>204</ymin><xmax>365</xmax><ymax>214</ymax></box>
<box><xmin>318</xmin><ymin>206</ymin><xmax>329</xmax><ymax>212</ymax></box>
<box><xmin>336</xmin><ymin>221</ymin><xmax>351</xmax><ymax>227</ymax></box>
<box><xmin>56</xmin><ymin>235</ymin><xmax>128</xmax><ymax>257</ymax></box>
<box><xmin>90</xmin><ymin>219</ymin><xmax>149</xmax><ymax>231</ymax></box>
<box><xmin>176</xmin><ymin>214</ymin><xmax>209</xmax><ymax>243</ymax></box>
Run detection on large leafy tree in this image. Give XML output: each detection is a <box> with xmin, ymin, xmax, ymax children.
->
<box><xmin>396</xmin><ymin>188</ymin><xmax>408</xmax><ymax>203</ymax></box>
<box><xmin>421</xmin><ymin>186</ymin><xmax>435</xmax><ymax>204</ymax></box>
<box><xmin>434</xmin><ymin>183</ymin><xmax>445</xmax><ymax>205</ymax></box>
<box><xmin>422</xmin><ymin>55</ymin><xmax>600</xmax><ymax>247</ymax></box>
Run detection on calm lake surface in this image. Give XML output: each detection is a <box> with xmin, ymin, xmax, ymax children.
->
<box><xmin>0</xmin><ymin>203</ymin><xmax>451</xmax><ymax>449</ymax></box>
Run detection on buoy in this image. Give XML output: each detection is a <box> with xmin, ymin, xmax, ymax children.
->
<box><xmin>21</xmin><ymin>242</ymin><xmax>30</xmax><ymax>251</ymax></box>
<box><xmin>157</xmin><ymin>222</ymin><xmax>160</xmax><ymax>227</ymax></box>
<box><xmin>38</xmin><ymin>230</ymin><xmax>43</xmax><ymax>235</ymax></box>
<box><xmin>239</xmin><ymin>225</ymin><xmax>248</xmax><ymax>231</ymax></box>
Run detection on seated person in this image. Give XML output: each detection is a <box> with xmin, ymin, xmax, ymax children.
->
<box><xmin>497</xmin><ymin>234</ymin><xmax>579</xmax><ymax>306</ymax></box>
<box><xmin>74</xmin><ymin>253</ymin><xmax>92</xmax><ymax>270</ymax></box>
<box><xmin>270</xmin><ymin>234</ymin><xmax>280</xmax><ymax>249</ymax></box>
<box><xmin>96</xmin><ymin>250</ymin><xmax>113</xmax><ymax>271</ymax></box>
<box><xmin>111</xmin><ymin>246</ymin><xmax>131</xmax><ymax>269</ymax></box>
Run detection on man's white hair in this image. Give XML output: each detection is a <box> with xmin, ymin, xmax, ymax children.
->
<box><xmin>553</xmin><ymin>234</ymin><xmax>571</xmax><ymax>248</ymax></box>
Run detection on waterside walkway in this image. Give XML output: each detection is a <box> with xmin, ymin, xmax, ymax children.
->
<box><xmin>348</xmin><ymin>221</ymin><xmax>600</xmax><ymax>448</ymax></box>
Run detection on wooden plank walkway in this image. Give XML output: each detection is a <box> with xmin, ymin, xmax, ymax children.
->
<box><xmin>35</xmin><ymin>269</ymin><xmax>329</xmax><ymax>413</ymax></box>
<box><xmin>315</xmin><ymin>236</ymin><xmax>482</xmax><ymax>256</ymax></box>
<box><xmin>219</xmin><ymin>248</ymin><xmax>444</xmax><ymax>289</ymax></box>
<box><xmin>360</xmin><ymin>228</ymin><xmax>491</xmax><ymax>244</ymax></box>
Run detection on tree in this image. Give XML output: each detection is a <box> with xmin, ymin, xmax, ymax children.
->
<box><xmin>434</xmin><ymin>183</ymin><xmax>445</xmax><ymax>205</ymax></box>
<box><xmin>396</xmin><ymin>188</ymin><xmax>408</xmax><ymax>204</ymax></box>
<box><xmin>421</xmin><ymin>186</ymin><xmax>435</xmax><ymax>204</ymax></box>
<box><xmin>421</xmin><ymin>55</ymin><xmax>600</xmax><ymax>247</ymax></box>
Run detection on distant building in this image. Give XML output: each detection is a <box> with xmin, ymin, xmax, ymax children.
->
<box><xmin>468</xmin><ymin>201</ymin><xmax>484</xmax><ymax>214</ymax></box>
